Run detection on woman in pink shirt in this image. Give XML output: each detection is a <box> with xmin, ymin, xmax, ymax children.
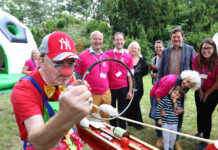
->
<box><xmin>22</xmin><ymin>49</ymin><xmax>39</xmax><ymax>74</ymax></box>
<box><xmin>192</xmin><ymin>38</ymin><xmax>218</xmax><ymax>150</ymax></box>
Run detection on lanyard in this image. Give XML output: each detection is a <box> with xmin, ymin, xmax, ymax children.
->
<box><xmin>114</xmin><ymin>51</ymin><xmax>123</xmax><ymax>72</ymax></box>
<box><xmin>32</xmin><ymin>59</ymin><xmax>36</xmax><ymax>68</ymax></box>
<box><xmin>203</xmin><ymin>64</ymin><xmax>208</xmax><ymax>74</ymax></box>
<box><xmin>91</xmin><ymin>54</ymin><xmax>103</xmax><ymax>72</ymax></box>
<box><xmin>201</xmin><ymin>64</ymin><xmax>208</xmax><ymax>84</ymax></box>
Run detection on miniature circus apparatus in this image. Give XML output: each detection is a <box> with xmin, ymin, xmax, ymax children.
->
<box><xmin>77</xmin><ymin>104</ymin><xmax>158</xmax><ymax>150</ymax></box>
<box><xmin>76</xmin><ymin>123</ymin><xmax>157</xmax><ymax>150</ymax></box>
<box><xmin>77</xmin><ymin>103</ymin><xmax>218</xmax><ymax>150</ymax></box>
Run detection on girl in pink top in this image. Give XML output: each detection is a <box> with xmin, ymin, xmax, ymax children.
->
<box><xmin>22</xmin><ymin>49</ymin><xmax>39</xmax><ymax>74</ymax></box>
<box><xmin>192</xmin><ymin>38</ymin><xmax>218</xmax><ymax>150</ymax></box>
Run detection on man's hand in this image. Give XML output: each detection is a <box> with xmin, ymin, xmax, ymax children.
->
<box><xmin>126</xmin><ymin>91</ymin><xmax>132</xmax><ymax>100</ymax></box>
<box><xmin>58</xmin><ymin>83</ymin><xmax>92</xmax><ymax>128</ymax></box>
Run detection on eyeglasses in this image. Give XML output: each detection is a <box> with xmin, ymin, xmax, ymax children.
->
<box><xmin>44</xmin><ymin>56</ymin><xmax>75</xmax><ymax>70</ymax></box>
<box><xmin>202</xmin><ymin>47</ymin><xmax>213</xmax><ymax>51</ymax></box>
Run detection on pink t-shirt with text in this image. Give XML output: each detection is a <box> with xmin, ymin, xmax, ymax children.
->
<box><xmin>75</xmin><ymin>49</ymin><xmax>109</xmax><ymax>94</ymax></box>
<box><xmin>105</xmin><ymin>49</ymin><xmax>134</xmax><ymax>90</ymax></box>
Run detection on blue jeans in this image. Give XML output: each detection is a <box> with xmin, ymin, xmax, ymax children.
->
<box><xmin>149</xmin><ymin>97</ymin><xmax>157</xmax><ymax>120</ymax></box>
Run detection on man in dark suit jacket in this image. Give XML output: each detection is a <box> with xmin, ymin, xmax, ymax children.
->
<box><xmin>159</xmin><ymin>29</ymin><xmax>194</xmax><ymax>79</ymax></box>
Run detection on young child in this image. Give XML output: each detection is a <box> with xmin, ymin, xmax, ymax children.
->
<box><xmin>156</xmin><ymin>86</ymin><xmax>185</xmax><ymax>150</ymax></box>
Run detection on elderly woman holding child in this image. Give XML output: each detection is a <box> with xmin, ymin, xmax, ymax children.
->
<box><xmin>149</xmin><ymin>38</ymin><xmax>218</xmax><ymax>150</ymax></box>
<box><xmin>149</xmin><ymin>70</ymin><xmax>201</xmax><ymax>150</ymax></box>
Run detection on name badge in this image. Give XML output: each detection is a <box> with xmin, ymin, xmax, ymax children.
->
<box><xmin>100</xmin><ymin>73</ymin><xmax>106</xmax><ymax>78</ymax></box>
<box><xmin>201</xmin><ymin>74</ymin><xmax>208</xmax><ymax>79</ymax></box>
<box><xmin>115</xmin><ymin>71</ymin><xmax>122</xmax><ymax>77</ymax></box>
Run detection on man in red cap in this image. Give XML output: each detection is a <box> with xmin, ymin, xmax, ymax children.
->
<box><xmin>11</xmin><ymin>31</ymin><xmax>92</xmax><ymax>150</ymax></box>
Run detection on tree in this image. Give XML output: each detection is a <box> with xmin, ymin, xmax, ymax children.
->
<box><xmin>30</xmin><ymin>14</ymin><xmax>84</xmax><ymax>47</ymax></box>
<box><xmin>1</xmin><ymin>0</ymin><xmax>69</xmax><ymax>25</ymax></box>
<box><xmin>1</xmin><ymin>0</ymin><xmax>217</xmax><ymax>60</ymax></box>
<box><xmin>101</xmin><ymin>0</ymin><xmax>217</xmax><ymax>59</ymax></box>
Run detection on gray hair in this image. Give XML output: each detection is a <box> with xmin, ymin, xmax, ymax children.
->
<box><xmin>90</xmin><ymin>31</ymin><xmax>103</xmax><ymax>39</ymax></box>
<box><xmin>180</xmin><ymin>70</ymin><xmax>201</xmax><ymax>91</ymax></box>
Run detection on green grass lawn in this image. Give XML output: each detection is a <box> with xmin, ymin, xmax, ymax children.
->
<box><xmin>0</xmin><ymin>74</ymin><xmax>217</xmax><ymax>150</ymax></box>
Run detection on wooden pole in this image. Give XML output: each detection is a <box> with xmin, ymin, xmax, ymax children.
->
<box><xmin>92</xmin><ymin>104</ymin><xmax>215</xmax><ymax>144</ymax></box>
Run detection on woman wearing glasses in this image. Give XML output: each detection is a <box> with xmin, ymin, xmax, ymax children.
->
<box><xmin>192</xmin><ymin>38</ymin><xmax>218</xmax><ymax>150</ymax></box>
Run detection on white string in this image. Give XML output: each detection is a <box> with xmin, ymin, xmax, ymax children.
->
<box><xmin>93</xmin><ymin>104</ymin><xmax>216</xmax><ymax>144</ymax></box>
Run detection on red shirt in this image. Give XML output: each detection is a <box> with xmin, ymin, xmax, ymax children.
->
<box><xmin>11</xmin><ymin>70</ymin><xmax>74</xmax><ymax>141</ymax></box>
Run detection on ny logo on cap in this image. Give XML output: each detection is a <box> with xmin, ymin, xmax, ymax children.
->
<box><xmin>59</xmin><ymin>38</ymin><xmax>71</xmax><ymax>50</ymax></box>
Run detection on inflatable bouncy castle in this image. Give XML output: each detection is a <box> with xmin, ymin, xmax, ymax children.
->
<box><xmin>0</xmin><ymin>10</ymin><xmax>37</xmax><ymax>90</ymax></box>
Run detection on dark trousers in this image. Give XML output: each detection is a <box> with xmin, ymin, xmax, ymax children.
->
<box><xmin>126</xmin><ymin>89</ymin><xmax>144</xmax><ymax>129</ymax></box>
<box><xmin>195</xmin><ymin>90</ymin><xmax>218</xmax><ymax>139</ymax></box>
<box><xmin>110</xmin><ymin>87</ymin><xmax>129</xmax><ymax>129</ymax></box>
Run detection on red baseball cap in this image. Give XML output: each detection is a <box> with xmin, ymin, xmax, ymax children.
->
<box><xmin>40</xmin><ymin>30</ymin><xmax>78</xmax><ymax>61</ymax></box>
